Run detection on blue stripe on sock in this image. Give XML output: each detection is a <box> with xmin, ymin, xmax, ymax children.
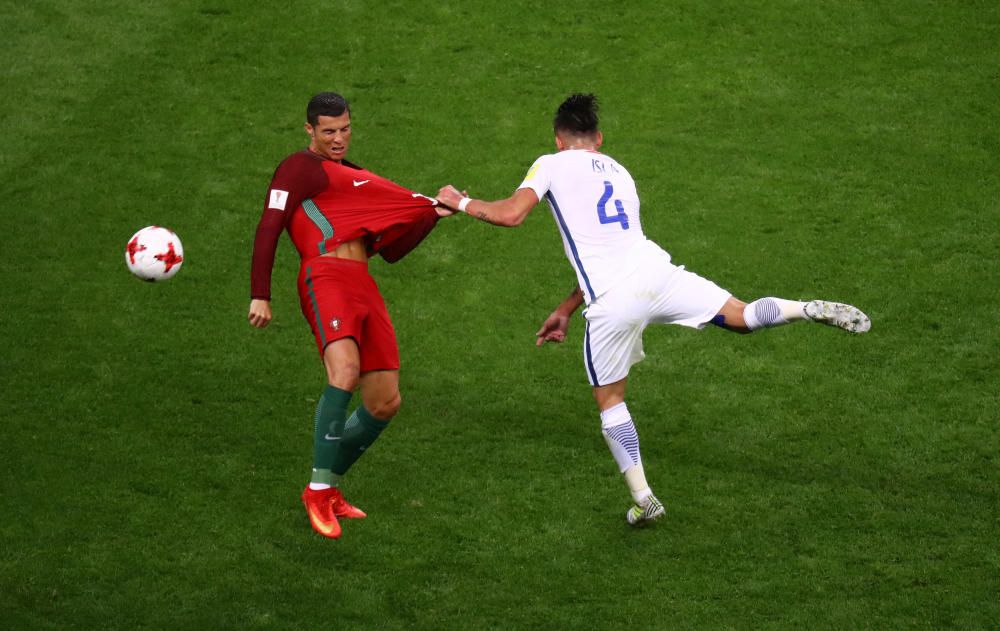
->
<box><xmin>755</xmin><ymin>298</ymin><xmax>781</xmax><ymax>326</ymax></box>
<box><xmin>605</xmin><ymin>421</ymin><xmax>640</xmax><ymax>466</ymax></box>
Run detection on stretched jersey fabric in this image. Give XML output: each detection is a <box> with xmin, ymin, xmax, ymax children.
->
<box><xmin>517</xmin><ymin>149</ymin><xmax>665</xmax><ymax>305</ymax></box>
<box><xmin>250</xmin><ymin>150</ymin><xmax>438</xmax><ymax>299</ymax></box>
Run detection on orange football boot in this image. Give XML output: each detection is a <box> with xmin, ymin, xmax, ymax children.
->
<box><xmin>301</xmin><ymin>487</ymin><xmax>342</xmax><ymax>539</ymax></box>
<box><xmin>331</xmin><ymin>488</ymin><xmax>367</xmax><ymax>519</ymax></box>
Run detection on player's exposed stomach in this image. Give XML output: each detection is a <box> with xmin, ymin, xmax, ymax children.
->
<box><xmin>321</xmin><ymin>238</ymin><xmax>368</xmax><ymax>263</ymax></box>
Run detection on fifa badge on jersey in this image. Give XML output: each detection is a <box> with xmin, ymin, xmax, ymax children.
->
<box><xmin>268</xmin><ymin>189</ymin><xmax>289</xmax><ymax>211</ymax></box>
<box><xmin>330</xmin><ymin>318</ymin><xmax>341</xmax><ymax>331</ymax></box>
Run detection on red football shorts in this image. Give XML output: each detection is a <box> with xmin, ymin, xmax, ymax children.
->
<box><xmin>297</xmin><ymin>257</ymin><xmax>400</xmax><ymax>372</ymax></box>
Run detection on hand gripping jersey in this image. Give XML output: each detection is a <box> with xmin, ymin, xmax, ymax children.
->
<box><xmin>250</xmin><ymin>150</ymin><xmax>438</xmax><ymax>299</ymax></box>
<box><xmin>517</xmin><ymin>149</ymin><xmax>667</xmax><ymax>305</ymax></box>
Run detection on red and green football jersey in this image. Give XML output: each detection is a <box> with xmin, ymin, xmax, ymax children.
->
<box><xmin>250</xmin><ymin>150</ymin><xmax>438</xmax><ymax>300</ymax></box>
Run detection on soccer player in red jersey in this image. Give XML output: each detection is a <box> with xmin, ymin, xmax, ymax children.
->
<box><xmin>248</xmin><ymin>92</ymin><xmax>454</xmax><ymax>539</ymax></box>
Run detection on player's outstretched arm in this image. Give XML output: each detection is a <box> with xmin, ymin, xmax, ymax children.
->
<box><xmin>535</xmin><ymin>287</ymin><xmax>584</xmax><ymax>346</ymax></box>
<box><xmin>436</xmin><ymin>185</ymin><xmax>539</xmax><ymax>227</ymax></box>
<box><xmin>248</xmin><ymin>298</ymin><xmax>272</xmax><ymax>329</ymax></box>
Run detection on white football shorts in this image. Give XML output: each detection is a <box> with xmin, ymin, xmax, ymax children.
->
<box><xmin>581</xmin><ymin>248</ymin><xmax>731</xmax><ymax>387</ymax></box>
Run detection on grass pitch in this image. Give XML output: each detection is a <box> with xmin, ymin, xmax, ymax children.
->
<box><xmin>2</xmin><ymin>1</ymin><xmax>998</xmax><ymax>629</ymax></box>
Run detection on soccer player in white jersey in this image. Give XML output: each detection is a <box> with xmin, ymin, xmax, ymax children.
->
<box><xmin>436</xmin><ymin>94</ymin><xmax>870</xmax><ymax>526</ymax></box>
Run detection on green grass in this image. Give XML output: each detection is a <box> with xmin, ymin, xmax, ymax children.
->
<box><xmin>2</xmin><ymin>1</ymin><xmax>998</xmax><ymax>628</ymax></box>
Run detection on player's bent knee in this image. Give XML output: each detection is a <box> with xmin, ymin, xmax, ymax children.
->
<box><xmin>711</xmin><ymin>313</ymin><xmax>752</xmax><ymax>334</ymax></box>
<box><xmin>712</xmin><ymin>297</ymin><xmax>752</xmax><ymax>334</ymax></box>
<box><xmin>369</xmin><ymin>391</ymin><xmax>401</xmax><ymax>420</ymax></box>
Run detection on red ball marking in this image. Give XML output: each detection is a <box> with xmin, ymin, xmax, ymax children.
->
<box><xmin>127</xmin><ymin>237</ymin><xmax>147</xmax><ymax>264</ymax></box>
<box><xmin>154</xmin><ymin>242</ymin><xmax>184</xmax><ymax>273</ymax></box>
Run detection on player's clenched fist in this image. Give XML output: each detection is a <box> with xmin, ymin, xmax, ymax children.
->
<box><xmin>436</xmin><ymin>185</ymin><xmax>465</xmax><ymax>210</ymax></box>
<box><xmin>248</xmin><ymin>298</ymin><xmax>272</xmax><ymax>328</ymax></box>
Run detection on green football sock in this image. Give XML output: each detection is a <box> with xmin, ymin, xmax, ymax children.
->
<box><xmin>310</xmin><ymin>385</ymin><xmax>353</xmax><ymax>486</ymax></box>
<box><xmin>331</xmin><ymin>406</ymin><xmax>390</xmax><ymax>476</ymax></box>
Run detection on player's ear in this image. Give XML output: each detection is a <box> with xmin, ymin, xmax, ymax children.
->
<box><xmin>555</xmin><ymin>134</ymin><xmax>565</xmax><ymax>151</ymax></box>
<box><xmin>595</xmin><ymin>131</ymin><xmax>603</xmax><ymax>149</ymax></box>
<box><xmin>304</xmin><ymin>122</ymin><xmax>313</xmax><ymax>136</ymax></box>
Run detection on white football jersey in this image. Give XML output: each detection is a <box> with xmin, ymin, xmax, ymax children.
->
<box><xmin>518</xmin><ymin>149</ymin><xmax>667</xmax><ymax>304</ymax></box>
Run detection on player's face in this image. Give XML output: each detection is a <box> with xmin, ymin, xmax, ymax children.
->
<box><xmin>306</xmin><ymin>113</ymin><xmax>352</xmax><ymax>161</ymax></box>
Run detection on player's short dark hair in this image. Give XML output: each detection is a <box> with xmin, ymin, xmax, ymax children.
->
<box><xmin>306</xmin><ymin>92</ymin><xmax>350</xmax><ymax>126</ymax></box>
<box><xmin>553</xmin><ymin>93</ymin><xmax>599</xmax><ymax>135</ymax></box>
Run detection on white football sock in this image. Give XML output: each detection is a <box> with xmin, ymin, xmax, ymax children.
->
<box><xmin>600</xmin><ymin>402</ymin><xmax>652</xmax><ymax>503</ymax></box>
<box><xmin>624</xmin><ymin>465</ymin><xmax>653</xmax><ymax>505</ymax></box>
<box><xmin>743</xmin><ymin>297</ymin><xmax>808</xmax><ymax>331</ymax></box>
<box><xmin>601</xmin><ymin>402</ymin><xmax>639</xmax><ymax>471</ymax></box>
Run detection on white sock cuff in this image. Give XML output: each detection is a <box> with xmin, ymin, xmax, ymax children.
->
<box><xmin>600</xmin><ymin>402</ymin><xmax>631</xmax><ymax>429</ymax></box>
<box><xmin>742</xmin><ymin>302</ymin><xmax>762</xmax><ymax>331</ymax></box>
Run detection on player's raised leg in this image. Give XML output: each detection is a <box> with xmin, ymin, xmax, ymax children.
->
<box><xmin>713</xmin><ymin>296</ymin><xmax>870</xmax><ymax>334</ymax></box>
<box><xmin>594</xmin><ymin>380</ymin><xmax>665</xmax><ymax>526</ymax></box>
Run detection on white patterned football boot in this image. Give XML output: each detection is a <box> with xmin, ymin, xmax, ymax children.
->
<box><xmin>626</xmin><ymin>495</ymin><xmax>665</xmax><ymax>526</ymax></box>
<box><xmin>803</xmin><ymin>300</ymin><xmax>871</xmax><ymax>333</ymax></box>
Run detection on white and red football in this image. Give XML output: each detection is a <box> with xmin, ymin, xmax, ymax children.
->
<box><xmin>125</xmin><ymin>226</ymin><xmax>185</xmax><ymax>282</ymax></box>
